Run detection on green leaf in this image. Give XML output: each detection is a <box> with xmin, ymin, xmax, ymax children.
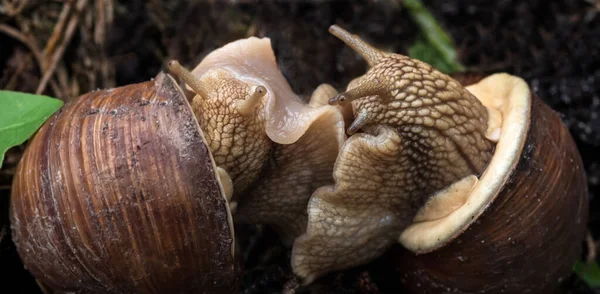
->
<box><xmin>403</xmin><ymin>0</ymin><xmax>465</xmax><ymax>74</ymax></box>
<box><xmin>573</xmin><ymin>260</ymin><xmax>600</xmax><ymax>288</ymax></box>
<box><xmin>0</xmin><ymin>91</ymin><xmax>63</xmax><ymax>168</ymax></box>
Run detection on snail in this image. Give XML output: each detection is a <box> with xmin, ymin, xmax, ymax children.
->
<box><xmin>389</xmin><ymin>73</ymin><xmax>589</xmax><ymax>293</ymax></box>
<box><xmin>165</xmin><ymin>38</ymin><xmax>346</xmax><ymax>243</ymax></box>
<box><xmin>10</xmin><ymin>72</ymin><xmax>240</xmax><ymax>293</ymax></box>
<box><xmin>289</xmin><ymin>25</ymin><xmax>588</xmax><ymax>293</ymax></box>
<box><xmin>9</xmin><ymin>36</ymin><xmax>345</xmax><ymax>293</ymax></box>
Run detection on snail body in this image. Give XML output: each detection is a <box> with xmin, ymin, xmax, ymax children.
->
<box><xmin>292</xmin><ymin>25</ymin><xmax>500</xmax><ymax>282</ymax></box>
<box><xmin>290</xmin><ymin>25</ymin><xmax>588</xmax><ymax>293</ymax></box>
<box><xmin>167</xmin><ymin>37</ymin><xmax>346</xmax><ymax>242</ymax></box>
<box><xmin>8</xmin><ymin>24</ymin><xmax>588</xmax><ymax>294</ymax></box>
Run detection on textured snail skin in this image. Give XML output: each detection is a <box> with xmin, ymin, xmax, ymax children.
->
<box><xmin>235</xmin><ymin>101</ymin><xmax>345</xmax><ymax>242</ymax></box>
<box><xmin>185</xmin><ymin>37</ymin><xmax>345</xmax><ymax>201</ymax></box>
<box><xmin>185</xmin><ymin>65</ymin><xmax>273</xmax><ymax>198</ymax></box>
<box><xmin>169</xmin><ymin>37</ymin><xmax>346</xmax><ymax>243</ymax></box>
<box><xmin>387</xmin><ymin>75</ymin><xmax>589</xmax><ymax>293</ymax></box>
<box><xmin>10</xmin><ymin>73</ymin><xmax>237</xmax><ymax>293</ymax></box>
<box><xmin>292</xmin><ymin>25</ymin><xmax>497</xmax><ymax>282</ymax></box>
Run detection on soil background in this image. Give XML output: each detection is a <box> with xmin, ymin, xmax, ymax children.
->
<box><xmin>0</xmin><ymin>0</ymin><xmax>599</xmax><ymax>293</ymax></box>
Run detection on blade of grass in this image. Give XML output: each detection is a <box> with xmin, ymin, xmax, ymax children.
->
<box><xmin>403</xmin><ymin>0</ymin><xmax>465</xmax><ymax>73</ymax></box>
<box><xmin>574</xmin><ymin>260</ymin><xmax>600</xmax><ymax>288</ymax></box>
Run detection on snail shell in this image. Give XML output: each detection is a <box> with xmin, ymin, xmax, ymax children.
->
<box><xmin>388</xmin><ymin>73</ymin><xmax>589</xmax><ymax>293</ymax></box>
<box><xmin>10</xmin><ymin>73</ymin><xmax>238</xmax><ymax>293</ymax></box>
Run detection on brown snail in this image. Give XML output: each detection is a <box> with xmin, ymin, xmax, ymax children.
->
<box><xmin>289</xmin><ymin>25</ymin><xmax>588</xmax><ymax>293</ymax></box>
<box><xmin>390</xmin><ymin>73</ymin><xmax>589</xmax><ymax>293</ymax></box>
<box><xmin>10</xmin><ymin>36</ymin><xmax>345</xmax><ymax>293</ymax></box>
<box><xmin>10</xmin><ymin>73</ymin><xmax>239</xmax><ymax>293</ymax></box>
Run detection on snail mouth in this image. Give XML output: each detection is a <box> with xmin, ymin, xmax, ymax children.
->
<box><xmin>399</xmin><ymin>73</ymin><xmax>531</xmax><ymax>254</ymax></box>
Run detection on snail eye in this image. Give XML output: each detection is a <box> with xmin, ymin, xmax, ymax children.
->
<box><xmin>235</xmin><ymin>85</ymin><xmax>267</xmax><ymax>116</ymax></box>
<box><xmin>252</xmin><ymin>85</ymin><xmax>267</xmax><ymax>97</ymax></box>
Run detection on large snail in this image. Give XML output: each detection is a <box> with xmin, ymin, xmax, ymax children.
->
<box><xmin>8</xmin><ymin>24</ymin><xmax>587</xmax><ymax>294</ymax></box>
<box><xmin>290</xmin><ymin>25</ymin><xmax>589</xmax><ymax>293</ymax></box>
<box><xmin>10</xmin><ymin>36</ymin><xmax>345</xmax><ymax>293</ymax></box>
<box><xmin>10</xmin><ymin>73</ymin><xmax>240</xmax><ymax>293</ymax></box>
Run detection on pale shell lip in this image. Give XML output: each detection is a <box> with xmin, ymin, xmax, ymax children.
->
<box><xmin>399</xmin><ymin>73</ymin><xmax>532</xmax><ymax>253</ymax></box>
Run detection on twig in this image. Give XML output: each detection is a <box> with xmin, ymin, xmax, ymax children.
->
<box><xmin>95</xmin><ymin>0</ymin><xmax>114</xmax><ymax>89</ymax></box>
<box><xmin>5</xmin><ymin>52</ymin><xmax>32</xmax><ymax>90</ymax></box>
<box><xmin>94</xmin><ymin>0</ymin><xmax>105</xmax><ymax>44</ymax></box>
<box><xmin>0</xmin><ymin>226</ymin><xmax>6</xmax><ymax>244</ymax></box>
<box><xmin>56</xmin><ymin>64</ymin><xmax>72</xmax><ymax>97</ymax></box>
<box><xmin>0</xmin><ymin>23</ymin><xmax>64</xmax><ymax>97</ymax></box>
<box><xmin>1</xmin><ymin>0</ymin><xmax>29</xmax><ymax>17</ymax></box>
<box><xmin>36</xmin><ymin>0</ymin><xmax>88</xmax><ymax>95</ymax></box>
<box><xmin>0</xmin><ymin>23</ymin><xmax>39</xmax><ymax>57</ymax></box>
<box><xmin>282</xmin><ymin>276</ymin><xmax>299</xmax><ymax>294</ymax></box>
<box><xmin>43</xmin><ymin>0</ymin><xmax>74</xmax><ymax>65</ymax></box>
<box><xmin>586</xmin><ymin>231</ymin><xmax>597</xmax><ymax>263</ymax></box>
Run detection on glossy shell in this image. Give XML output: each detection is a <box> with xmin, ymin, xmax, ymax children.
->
<box><xmin>10</xmin><ymin>73</ymin><xmax>237</xmax><ymax>293</ymax></box>
<box><xmin>387</xmin><ymin>75</ymin><xmax>589</xmax><ymax>293</ymax></box>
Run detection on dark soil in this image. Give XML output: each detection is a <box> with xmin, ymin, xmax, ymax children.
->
<box><xmin>1</xmin><ymin>1</ymin><xmax>599</xmax><ymax>293</ymax></box>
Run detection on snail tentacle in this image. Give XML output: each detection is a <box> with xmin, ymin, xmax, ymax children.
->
<box><xmin>236</xmin><ymin>85</ymin><xmax>267</xmax><ymax>116</ymax></box>
<box><xmin>167</xmin><ymin>60</ymin><xmax>210</xmax><ymax>99</ymax></box>
<box><xmin>328</xmin><ymin>24</ymin><xmax>383</xmax><ymax>67</ymax></box>
<box><xmin>328</xmin><ymin>77</ymin><xmax>387</xmax><ymax>106</ymax></box>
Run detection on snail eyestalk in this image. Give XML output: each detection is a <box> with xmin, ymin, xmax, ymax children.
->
<box><xmin>167</xmin><ymin>60</ymin><xmax>210</xmax><ymax>99</ymax></box>
<box><xmin>346</xmin><ymin>109</ymin><xmax>371</xmax><ymax>135</ymax></box>
<box><xmin>328</xmin><ymin>25</ymin><xmax>382</xmax><ymax>67</ymax></box>
<box><xmin>236</xmin><ymin>85</ymin><xmax>267</xmax><ymax>116</ymax></box>
<box><xmin>328</xmin><ymin>78</ymin><xmax>386</xmax><ymax>106</ymax></box>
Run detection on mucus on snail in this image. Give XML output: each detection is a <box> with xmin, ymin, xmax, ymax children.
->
<box><xmin>8</xmin><ymin>24</ymin><xmax>588</xmax><ymax>294</ymax></box>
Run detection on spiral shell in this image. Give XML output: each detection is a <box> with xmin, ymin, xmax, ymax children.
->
<box><xmin>10</xmin><ymin>72</ymin><xmax>237</xmax><ymax>293</ymax></box>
